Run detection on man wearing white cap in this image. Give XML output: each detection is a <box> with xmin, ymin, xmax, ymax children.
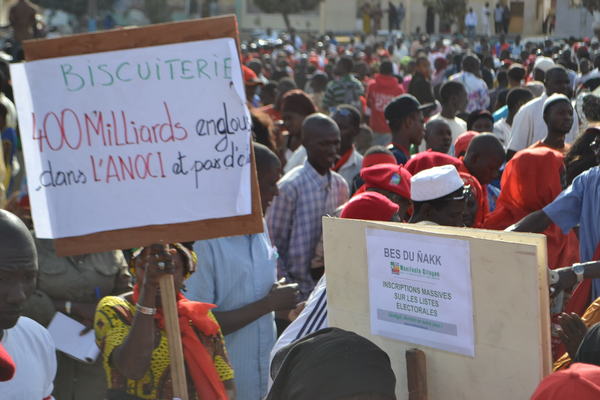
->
<box><xmin>532</xmin><ymin>56</ymin><xmax>555</xmax><ymax>82</ymax></box>
<box><xmin>408</xmin><ymin>164</ymin><xmax>469</xmax><ymax>227</ymax></box>
<box><xmin>507</xmin><ymin>66</ymin><xmax>579</xmax><ymax>160</ymax></box>
<box><xmin>530</xmin><ymin>93</ymin><xmax>574</xmax><ymax>154</ymax></box>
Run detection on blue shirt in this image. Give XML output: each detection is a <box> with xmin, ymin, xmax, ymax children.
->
<box><xmin>544</xmin><ymin>167</ymin><xmax>600</xmax><ymax>297</ymax></box>
<box><xmin>188</xmin><ymin>227</ymin><xmax>278</xmax><ymax>400</ymax></box>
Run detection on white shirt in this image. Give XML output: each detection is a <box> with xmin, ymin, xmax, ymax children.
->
<box><xmin>0</xmin><ymin>317</ymin><xmax>56</xmax><ymax>400</ymax></box>
<box><xmin>283</xmin><ymin>146</ymin><xmax>307</xmax><ymax>174</ymax></box>
<box><xmin>336</xmin><ymin>149</ymin><xmax>363</xmax><ymax>187</ymax></box>
<box><xmin>465</xmin><ymin>12</ymin><xmax>478</xmax><ymax>27</ymax></box>
<box><xmin>507</xmin><ymin>93</ymin><xmax>579</xmax><ymax>152</ymax></box>
<box><xmin>481</xmin><ymin>6</ymin><xmax>490</xmax><ymax>24</ymax></box>
<box><xmin>429</xmin><ymin>113</ymin><xmax>468</xmax><ymax>146</ymax></box>
<box><xmin>450</xmin><ymin>71</ymin><xmax>490</xmax><ymax>113</ymax></box>
<box><xmin>284</xmin><ymin>147</ymin><xmax>363</xmax><ymax>187</ymax></box>
<box><xmin>493</xmin><ymin>118</ymin><xmax>511</xmax><ymax>148</ymax></box>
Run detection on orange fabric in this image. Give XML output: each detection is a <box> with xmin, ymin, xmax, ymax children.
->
<box><xmin>484</xmin><ymin>147</ymin><xmax>579</xmax><ymax>269</ymax></box>
<box><xmin>333</xmin><ymin>148</ymin><xmax>353</xmax><ymax>172</ymax></box>
<box><xmin>530</xmin><ymin>140</ymin><xmax>572</xmax><ymax>155</ymax></box>
<box><xmin>132</xmin><ymin>285</ymin><xmax>227</xmax><ymax>400</ymax></box>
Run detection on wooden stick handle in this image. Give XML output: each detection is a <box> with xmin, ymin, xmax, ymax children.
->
<box><xmin>406</xmin><ymin>348</ymin><xmax>428</xmax><ymax>400</ymax></box>
<box><xmin>159</xmin><ymin>274</ymin><xmax>189</xmax><ymax>400</ymax></box>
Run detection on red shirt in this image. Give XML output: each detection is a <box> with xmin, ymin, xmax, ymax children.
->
<box><xmin>366</xmin><ymin>74</ymin><xmax>405</xmax><ymax>134</ymax></box>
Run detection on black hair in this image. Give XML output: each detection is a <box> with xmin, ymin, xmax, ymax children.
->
<box><xmin>332</xmin><ymin>104</ymin><xmax>361</xmax><ymax>128</ymax></box>
<box><xmin>565</xmin><ymin>127</ymin><xmax>600</xmax><ymax>184</ymax></box>
<box><xmin>466</xmin><ymin>110</ymin><xmax>494</xmax><ymax>130</ymax></box>
<box><xmin>506</xmin><ymin>88</ymin><xmax>533</xmax><ymax>112</ymax></box>
<box><xmin>379</xmin><ymin>60</ymin><xmax>394</xmax><ymax>75</ymax></box>
<box><xmin>496</xmin><ymin>70</ymin><xmax>508</xmax><ymax>87</ymax></box>
<box><xmin>364</xmin><ymin>145</ymin><xmax>394</xmax><ymax>157</ymax></box>
<box><xmin>507</xmin><ymin>65</ymin><xmax>526</xmax><ymax>82</ymax></box>
<box><xmin>338</xmin><ymin>56</ymin><xmax>354</xmax><ymax>74</ymax></box>
<box><xmin>439</xmin><ymin>81</ymin><xmax>465</xmax><ymax>104</ymax></box>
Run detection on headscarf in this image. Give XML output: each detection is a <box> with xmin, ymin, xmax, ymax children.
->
<box><xmin>454</xmin><ymin>131</ymin><xmax>479</xmax><ymax>158</ymax></box>
<box><xmin>574</xmin><ymin>323</ymin><xmax>600</xmax><ymax>367</ymax></box>
<box><xmin>131</xmin><ymin>245</ymin><xmax>227</xmax><ymax>400</ymax></box>
<box><xmin>484</xmin><ymin>147</ymin><xmax>579</xmax><ymax>269</ymax></box>
<box><xmin>341</xmin><ymin>191</ymin><xmax>399</xmax><ymax>221</ymax></box>
<box><xmin>267</xmin><ymin>328</ymin><xmax>396</xmax><ymax>400</ymax></box>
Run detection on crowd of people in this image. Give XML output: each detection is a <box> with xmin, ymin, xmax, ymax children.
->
<box><xmin>5</xmin><ymin>0</ymin><xmax>600</xmax><ymax>398</ymax></box>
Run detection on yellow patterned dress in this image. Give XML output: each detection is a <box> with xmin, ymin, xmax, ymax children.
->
<box><xmin>94</xmin><ymin>296</ymin><xmax>234</xmax><ymax>400</ymax></box>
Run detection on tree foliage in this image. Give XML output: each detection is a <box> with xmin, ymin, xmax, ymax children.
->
<box><xmin>33</xmin><ymin>0</ymin><xmax>116</xmax><ymax>16</ymax></box>
<box><xmin>424</xmin><ymin>0</ymin><xmax>467</xmax><ymax>28</ymax></box>
<box><xmin>252</xmin><ymin>0</ymin><xmax>324</xmax><ymax>30</ymax></box>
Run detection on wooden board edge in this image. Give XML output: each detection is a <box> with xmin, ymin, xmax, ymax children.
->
<box><xmin>23</xmin><ymin>15</ymin><xmax>239</xmax><ymax>61</ymax></box>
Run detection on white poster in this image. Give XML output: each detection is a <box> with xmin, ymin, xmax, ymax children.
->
<box><xmin>10</xmin><ymin>37</ymin><xmax>252</xmax><ymax>239</ymax></box>
<box><xmin>366</xmin><ymin>228</ymin><xmax>475</xmax><ymax>356</ymax></box>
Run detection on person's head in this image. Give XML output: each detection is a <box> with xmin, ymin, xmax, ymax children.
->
<box><xmin>409</xmin><ymin>165</ymin><xmax>468</xmax><ymax>227</ymax></box>
<box><xmin>545</xmin><ymin>66</ymin><xmax>572</xmax><ymax>97</ymax></box>
<box><xmin>580</xmin><ymin>58</ymin><xmax>593</xmax><ymax>75</ymax></box>
<box><xmin>332</xmin><ymin>105</ymin><xmax>361</xmax><ymax>155</ymax></box>
<box><xmin>274</xmin><ymin>77</ymin><xmax>298</xmax><ymax>110</ymax></box>
<box><xmin>361</xmin><ymin>163</ymin><xmax>412</xmax><ymax>219</ymax></box>
<box><xmin>543</xmin><ymin>93</ymin><xmax>574</xmax><ymax>136</ymax></box>
<box><xmin>531</xmin><ymin>363</ymin><xmax>600</xmax><ymax>400</ymax></box>
<box><xmin>247</xmin><ymin>58</ymin><xmax>263</xmax><ymax>76</ymax></box>
<box><xmin>582</xmin><ymin>94</ymin><xmax>600</xmax><ymax>123</ymax></box>
<box><xmin>461</xmin><ymin>55</ymin><xmax>480</xmax><ymax>75</ymax></box>
<box><xmin>251</xmin><ymin>111</ymin><xmax>277</xmax><ymax>152</ymax></box>
<box><xmin>424</xmin><ymin>119</ymin><xmax>452</xmax><ymax>154</ymax></box>
<box><xmin>281</xmin><ymin>89</ymin><xmax>317</xmax><ymax>138</ymax></box>
<box><xmin>0</xmin><ymin>210</ymin><xmax>37</xmax><ymax>331</ymax></box>
<box><xmin>361</xmin><ymin>146</ymin><xmax>397</xmax><ymax>168</ymax></box>
<box><xmin>341</xmin><ymin>191</ymin><xmax>400</xmax><ymax>222</ymax></box>
<box><xmin>565</xmin><ymin>126</ymin><xmax>600</xmax><ymax>184</ymax></box>
<box><xmin>533</xmin><ymin>56</ymin><xmax>555</xmax><ymax>82</ymax></box>
<box><xmin>302</xmin><ymin>113</ymin><xmax>341</xmax><ymax>175</ymax></box>
<box><xmin>354</xmin><ymin>125</ymin><xmax>374</xmax><ymax>155</ymax></box>
<box><xmin>310</xmin><ymin>71</ymin><xmax>329</xmax><ymax>93</ymax></box>
<box><xmin>254</xmin><ymin>143</ymin><xmax>281</xmax><ymax>214</ymax></box>
<box><xmin>506</xmin><ymin>87</ymin><xmax>533</xmax><ymax>119</ymax></box>
<box><xmin>260</xmin><ymin>81</ymin><xmax>277</xmax><ymax>106</ymax></box>
<box><xmin>439</xmin><ymin>81</ymin><xmax>468</xmax><ymax>112</ymax></box>
<box><xmin>131</xmin><ymin>244</ymin><xmax>195</xmax><ymax>295</ymax></box>
<box><xmin>384</xmin><ymin>94</ymin><xmax>426</xmax><ymax>145</ymax></box>
<box><xmin>463</xmin><ymin>133</ymin><xmax>505</xmax><ymax>185</ymax></box>
<box><xmin>268</xmin><ymin>328</ymin><xmax>397</xmax><ymax>400</ymax></box>
<box><xmin>335</xmin><ymin>56</ymin><xmax>354</xmax><ymax>76</ymax></box>
<box><xmin>379</xmin><ymin>60</ymin><xmax>394</xmax><ymax>76</ymax></box>
<box><xmin>496</xmin><ymin>70</ymin><xmax>508</xmax><ymax>88</ymax></box>
<box><xmin>469</xmin><ymin>7</ymin><xmax>473</xmax><ymax>13</ymax></box>
<box><xmin>415</xmin><ymin>56</ymin><xmax>431</xmax><ymax>77</ymax></box>
<box><xmin>574</xmin><ymin>323</ymin><xmax>600</xmax><ymax>367</ymax></box>
<box><xmin>242</xmin><ymin>65</ymin><xmax>263</xmax><ymax>102</ymax></box>
<box><xmin>466</xmin><ymin>110</ymin><xmax>494</xmax><ymax>132</ymax></box>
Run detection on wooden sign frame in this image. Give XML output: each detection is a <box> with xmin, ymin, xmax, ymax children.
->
<box><xmin>323</xmin><ymin>218</ymin><xmax>551</xmax><ymax>400</ymax></box>
<box><xmin>21</xmin><ymin>15</ymin><xmax>263</xmax><ymax>256</ymax></box>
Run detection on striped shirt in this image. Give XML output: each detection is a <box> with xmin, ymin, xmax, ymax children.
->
<box><xmin>322</xmin><ymin>74</ymin><xmax>365</xmax><ymax>112</ymax></box>
<box><xmin>268</xmin><ymin>276</ymin><xmax>328</xmax><ymax>389</ymax></box>
<box><xmin>266</xmin><ymin>161</ymin><xmax>348</xmax><ymax>299</ymax></box>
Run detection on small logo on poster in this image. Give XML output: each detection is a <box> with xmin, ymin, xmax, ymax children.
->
<box><xmin>390</xmin><ymin>261</ymin><xmax>401</xmax><ymax>275</ymax></box>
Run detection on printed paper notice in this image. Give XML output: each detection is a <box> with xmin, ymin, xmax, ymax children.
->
<box><xmin>366</xmin><ymin>228</ymin><xmax>474</xmax><ymax>356</ymax></box>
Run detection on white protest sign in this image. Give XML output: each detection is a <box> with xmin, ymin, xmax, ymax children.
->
<box><xmin>366</xmin><ymin>228</ymin><xmax>475</xmax><ymax>356</ymax></box>
<box><xmin>11</xmin><ymin>37</ymin><xmax>251</xmax><ymax>239</ymax></box>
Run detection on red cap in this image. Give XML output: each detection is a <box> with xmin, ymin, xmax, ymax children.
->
<box><xmin>341</xmin><ymin>191</ymin><xmax>399</xmax><ymax>221</ymax></box>
<box><xmin>531</xmin><ymin>363</ymin><xmax>600</xmax><ymax>399</ymax></box>
<box><xmin>0</xmin><ymin>343</ymin><xmax>15</xmax><ymax>382</ymax></box>
<box><xmin>360</xmin><ymin>163</ymin><xmax>412</xmax><ymax>200</ymax></box>
<box><xmin>242</xmin><ymin>65</ymin><xmax>262</xmax><ymax>86</ymax></box>
<box><xmin>454</xmin><ymin>131</ymin><xmax>479</xmax><ymax>158</ymax></box>
<box><xmin>404</xmin><ymin>150</ymin><xmax>464</xmax><ymax>176</ymax></box>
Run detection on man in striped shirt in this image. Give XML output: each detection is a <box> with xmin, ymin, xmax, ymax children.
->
<box><xmin>322</xmin><ymin>56</ymin><xmax>364</xmax><ymax>112</ymax></box>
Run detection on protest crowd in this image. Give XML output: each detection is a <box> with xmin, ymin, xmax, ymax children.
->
<box><xmin>5</xmin><ymin>0</ymin><xmax>600</xmax><ymax>399</ymax></box>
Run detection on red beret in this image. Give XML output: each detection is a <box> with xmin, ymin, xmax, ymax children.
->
<box><xmin>362</xmin><ymin>152</ymin><xmax>398</xmax><ymax>168</ymax></box>
<box><xmin>454</xmin><ymin>131</ymin><xmax>479</xmax><ymax>158</ymax></box>
<box><xmin>531</xmin><ymin>363</ymin><xmax>600</xmax><ymax>400</ymax></box>
<box><xmin>0</xmin><ymin>343</ymin><xmax>15</xmax><ymax>382</ymax></box>
<box><xmin>360</xmin><ymin>163</ymin><xmax>412</xmax><ymax>200</ymax></box>
<box><xmin>404</xmin><ymin>150</ymin><xmax>464</xmax><ymax>176</ymax></box>
<box><xmin>242</xmin><ymin>65</ymin><xmax>262</xmax><ymax>86</ymax></box>
<box><xmin>341</xmin><ymin>191</ymin><xmax>399</xmax><ymax>221</ymax></box>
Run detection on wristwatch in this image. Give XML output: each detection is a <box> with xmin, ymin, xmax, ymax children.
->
<box><xmin>572</xmin><ymin>263</ymin><xmax>585</xmax><ymax>284</ymax></box>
